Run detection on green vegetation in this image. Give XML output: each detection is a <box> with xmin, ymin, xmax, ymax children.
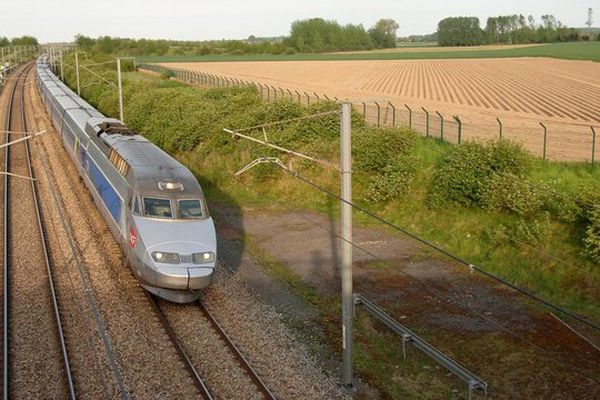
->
<box><xmin>136</xmin><ymin>41</ymin><xmax>600</xmax><ymax>63</ymax></box>
<box><xmin>0</xmin><ymin>35</ymin><xmax>38</xmax><ymax>47</ymax></box>
<box><xmin>75</xmin><ymin>18</ymin><xmax>399</xmax><ymax>58</ymax></box>
<box><xmin>286</xmin><ymin>18</ymin><xmax>374</xmax><ymax>52</ymax></box>
<box><xmin>58</xmin><ymin>55</ymin><xmax>600</xmax><ymax>323</ymax></box>
<box><xmin>438</xmin><ymin>14</ymin><xmax>584</xmax><ymax>46</ymax></box>
<box><xmin>57</xmin><ymin>52</ymin><xmax>600</xmax><ymax>400</ymax></box>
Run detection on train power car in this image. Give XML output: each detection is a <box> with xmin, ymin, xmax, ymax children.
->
<box><xmin>36</xmin><ymin>56</ymin><xmax>217</xmax><ymax>303</ymax></box>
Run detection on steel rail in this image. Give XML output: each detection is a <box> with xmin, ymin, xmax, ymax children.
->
<box><xmin>198</xmin><ymin>301</ymin><xmax>277</xmax><ymax>400</ymax></box>
<box><xmin>145</xmin><ymin>293</ymin><xmax>214</xmax><ymax>400</ymax></box>
<box><xmin>18</xmin><ymin>63</ymin><xmax>76</xmax><ymax>399</ymax></box>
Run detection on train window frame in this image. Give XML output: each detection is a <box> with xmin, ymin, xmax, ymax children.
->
<box><xmin>142</xmin><ymin>196</ymin><xmax>173</xmax><ymax>219</ymax></box>
<box><xmin>177</xmin><ymin>198</ymin><xmax>205</xmax><ymax>219</ymax></box>
<box><xmin>131</xmin><ymin>195</ymin><xmax>140</xmax><ymax>215</ymax></box>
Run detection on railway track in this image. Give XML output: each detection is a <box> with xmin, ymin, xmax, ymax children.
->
<box><xmin>147</xmin><ymin>293</ymin><xmax>277</xmax><ymax>400</ymax></box>
<box><xmin>1</xmin><ymin>62</ymin><xmax>75</xmax><ymax>398</ymax></box>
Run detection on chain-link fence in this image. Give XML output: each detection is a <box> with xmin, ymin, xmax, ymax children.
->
<box><xmin>138</xmin><ymin>63</ymin><xmax>598</xmax><ymax>165</ymax></box>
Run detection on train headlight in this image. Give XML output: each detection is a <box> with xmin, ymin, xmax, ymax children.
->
<box><xmin>151</xmin><ymin>251</ymin><xmax>180</xmax><ymax>264</ymax></box>
<box><xmin>192</xmin><ymin>252</ymin><xmax>215</xmax><ymax>264</ymax></box>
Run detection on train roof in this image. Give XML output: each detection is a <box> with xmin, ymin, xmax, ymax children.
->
<box><xmin>37</xmin><ymin>58</ymin><xmax>203</xmax><ymax>198</ymax></box>
<box><xmin>85</xmin><ymin>118</ymin><xmax>202</xmax><ymax>197</ymax></box>
<box><xmin>110</xmin><ymin>135</ymin><xmax>202</xmax><ymax>196</ymax></box>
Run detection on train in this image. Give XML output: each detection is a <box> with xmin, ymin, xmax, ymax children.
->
<box><xmin>36</xmin><ymin>57</ymin><xmax>217</xmax><ymax>303</ymax></box>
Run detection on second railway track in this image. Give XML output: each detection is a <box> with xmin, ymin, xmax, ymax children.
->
<box><xmin>1</xmin><ymin>62</ymin><xmax>75</xmax><ymax>398</ymax></box>
<box><xmin>148</xmin><ymin>294</ymin><xmax>277</xmax><ymax>400</ymax></box>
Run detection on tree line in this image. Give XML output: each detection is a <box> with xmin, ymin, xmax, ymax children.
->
<box><xmin>438</xmin><ymin>14</ymin><xmax>598</xmax><ymax>46</ymax></box>
<box><xmin>72</xmin><ymin>17</ymin><xmax>399</xmax><ymax>57</ymax></box>
<box><xmin>284</xmin><ymin>18</ymin><xmax>398</xmax><ymax>52</ymax></box>
<box><xmin>0</xmin><ymin>36</ymin><xmax>39</xmax><ymax>47</ymax></box>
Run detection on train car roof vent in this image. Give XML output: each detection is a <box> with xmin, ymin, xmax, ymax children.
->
<box><xmin>98</xmin><ymin>121</ymin><xmax>138</xmax><ymax>136</ymax></box>
<box><xmin>158</xmin><ymin>181</ymin><xmax>185</xmax><ymax>191</ymax></box>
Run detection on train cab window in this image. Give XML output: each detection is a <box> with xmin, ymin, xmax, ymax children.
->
<box><xmin>178</xmin><ymin>199</ymin><xmax>204</xmax><ymax>219</ymax></box>
<box><xmin>143</xmin><ymin>197</ymin><xmax>173</xmax><ymax>219</ymax></box>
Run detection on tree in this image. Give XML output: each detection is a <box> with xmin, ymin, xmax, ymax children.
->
<box><xmin>10</xmin><ymin>36</ymin><xmax>38</xmax><ymax>46</ymax></box>
<box><xmin>287</xmin><ymin>18</ymin><xmax>373</xmax><ymax>52</ymax></box>
<box><xmin>586</xmin><ymin>8</ymin><xmax>594</xmax><ymax>36</ymax></box>
<box><xmin>0</xmin><ymin>37</ymin><xmax>9</xmax><ymax>47</ymax></box>
<box><xmin>75</xmin><ymin>34</ymin><xmax>95</xmax><ymax>50</ymax></box>
<box><xmin>370</xmin><ymin>18</ymin><xmax>399</xmax><ymax>48</ymax></box>
<box><xmin>437</xmin><ymin>17</ymin><xmax>484</xmax><ymax>46</ymax></box>
<box><xmin>375</xmin><ymin>18</ymin><xmax>399</xmax><ymax>37</ymax></box>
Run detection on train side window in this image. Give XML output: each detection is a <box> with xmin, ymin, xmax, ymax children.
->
<box><xmin>131</xmin><ymin>196</ymin><xmax>140</xmax><ymax>215</ymax></box>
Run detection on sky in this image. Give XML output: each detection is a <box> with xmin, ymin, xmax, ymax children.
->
<box><xmin>1</xmin><ymin>0</ymin><xmax>597</xmax><ymax>43</ymax></box>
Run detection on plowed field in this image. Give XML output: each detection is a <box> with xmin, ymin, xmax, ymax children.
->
<box><xmin>160</xmin><ymin>58</ymin><xmax>600</xmax><ymax>161</ymax></box>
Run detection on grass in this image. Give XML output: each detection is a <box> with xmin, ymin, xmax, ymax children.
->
<box><xmin>136</xmin><ymin>41</ymin><xmax>600</xmax><ymax>63</ymax></box>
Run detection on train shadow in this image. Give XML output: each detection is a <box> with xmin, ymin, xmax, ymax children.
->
<box><xmin>198</xmin><ymin>177</ymin><xmax>246</xmax><ymax>273</ymax></box>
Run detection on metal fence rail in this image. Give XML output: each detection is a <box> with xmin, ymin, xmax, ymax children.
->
<box><xmin>354</xmin><ymin>294</ymin><xmax>488</xmax><ymax>399</ymax></box>
<box><xmin>137</xmin><ymin>63</ymin><xmax>598</xmax><ymax>164</ymax></box>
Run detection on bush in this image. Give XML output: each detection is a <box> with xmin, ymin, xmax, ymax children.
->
<box><xmin>584</xmin><ymin>206</ymin><xmax>600</xmax><ymax>264</ymax></box>
<box><xmin>480</xmin><ymin>173</ymin><xmax>546</xmax><ymax>217</ymax></box>
<box><xmin>366</xmin><ymin>157</ymin><xmax>416</xmax><ymax>202</ymax></box>
<box><xmin>160</xmin><ymin>69</ymin><xmax>175</xmax><ymax>79</ymax></box>
<box><xmin>428</xmin><ymin>139</ymin><xmax>531</xmax><ymax>208</ymax></box>
<box><xmin>486</xmin><ymin>214</ymin><xmax>551</xmax><ymax>247</ymax></box>
<box><xmin>353</xmin><ymin>127</ymin><xmax>416</xmax><ymax>172</ymax></box>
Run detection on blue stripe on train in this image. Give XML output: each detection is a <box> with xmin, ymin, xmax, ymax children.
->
<box><xmin>78</xmin><ymin>148</ymin><xmax>121</xmax><ymax>222</ymax></box>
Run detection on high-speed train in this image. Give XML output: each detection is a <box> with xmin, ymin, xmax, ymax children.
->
<box><xmin>36</xmin><ymin>57</ymin><xmax>217</xmax><ymax>303</ymax></box>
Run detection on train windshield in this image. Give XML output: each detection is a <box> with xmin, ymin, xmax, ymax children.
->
<box><xmin>143</xmin><ymin>197</ymin><xmax>173</xmax><ymax>219</ymax></box>
<box><xmin>178</xmin><ymin>199</ymin><xmax>205</xmax><ymax>219</ymax></box>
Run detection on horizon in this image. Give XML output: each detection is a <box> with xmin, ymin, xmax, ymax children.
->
<box><xmin>1</xmin><ymin>0</ymin><xmax>597</xmax><ymax>43</ymax></box>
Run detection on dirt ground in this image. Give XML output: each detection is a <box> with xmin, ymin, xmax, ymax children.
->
<box><xmin>212</xmin><ymin>204</ymin><xmax>600</xmax><ymax>399</ymax></box>
<box><xmin>161</xmin><ymin>57</ymin><xmax>600</xmax><ymax>161</ymax></box>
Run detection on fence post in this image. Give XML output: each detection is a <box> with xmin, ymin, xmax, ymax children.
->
<box><xmin>540</xmin><ymin>122</ymin><xmax>547</xmax><ymax>161</ymax></box>
<box><xmin>257</xmin><ymin>83</ymin><xmax>263</xmax><ymax>98</ymax></box>
<box><xmin>421</xmin><ymin>107</ymin><xmax>430</xmax><ymax>137</ymax></box>
<box><xmin>454</xmin><ymin>116</ymin><xmax>462</xmax><ymax>144</ymax></box>
<box><xmin>295</xmin><ymin>90</ymin><xmax>301</xmax><ymax>103</ymax></box>
<box><xmin>389</xmin><ymin>102</ymin><xmax>396</xmax><ymax>127</ymax></box>
<box><xmin>436</xmin><ymin>111</ymin><xmax>444</xmax><ymax>141</ymax></box>
<box><xmin>305</xmin><ymin>92</ymin><xmax>310</xmax><ymax>106</ymax></box>
<box><xmin>592</xmin><ymin>126</ymin><xmax>596</xmax><ymax>166</ymax></box>
<box><xmin>497</xmin><ymin>117</ymin><xmax>503</xmax><ymax>139</ymax></box>
<box><xmin>272</xmin><ymin>86</ymin><xmax>277</xmax><ymax>100</ymax></box>
<box><xmin>287</xmin><ymin>88</ymin><xmax>293</xmax><ymax>100</ymax></box>
<box><xmin>267</xmin><ymin>85</ymin><xmax>271</xmax><ymax>101</ymax></box>
<box><xmin>313</xmin><ymin>92</ymin><xmax>320</xmax><ymax>102</ymax></box>
<box><xmin>362</xmin><ymin>102</ymin><xmax>367</xmax><ymax>119</ymax></box>
<box><xmin>375</xmin><ymin>102</ymin><xmax>381</xmax><ymax>128</ymax></box>
<box><xmin>405</xmin><ymin>104</ymin><xmax>412</xmax><ymax>129</ymax></box>
<box><xmin>324</xmin><ymin>94</ymin><xmax>331</xmax><ymax>101</ymax></box>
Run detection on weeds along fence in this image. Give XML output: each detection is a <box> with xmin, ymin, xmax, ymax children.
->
<box><xmin>137</xmin><ymin>63</ymin><xmax>598</xmax><ymax>165</ymax></box>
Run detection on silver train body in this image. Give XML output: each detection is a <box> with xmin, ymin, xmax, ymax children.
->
<box><xmin>36</xmin><ymin>57</ymin><xmax>217</xmax><ymax>303</ymax></box>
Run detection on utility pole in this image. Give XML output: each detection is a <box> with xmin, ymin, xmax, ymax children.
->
<box><xmin>117</xmin><ymin>58</ymin><xmax>124</xmax><ymax>122</ymax></box>
<box><xmin>340</xmin><ymin>102</ymin><xmax>354</xmax><ymax>388</ymax></box>
<box><xmin>75</xmin><ymin>52</ymin><xmax>81</xmax><ymax>95</ymax></box>
<box><xmin>60</xmin><ymin>49</ymin><xmax>64</xmax><ymax>81</ymax></box>
<box><xmin>587</xmin><ymin>8</ymin><xmax>594</xmax><ymax>37</ymax></box>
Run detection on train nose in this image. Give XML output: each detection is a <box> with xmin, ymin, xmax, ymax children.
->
<box><xmin>146</xmin><ymin>245</ymin><xmax>217</xmax><ymax>291</ymax></box>
<box><xmin>152</xmin><ymin>264</ymin><xmax>214</xmax><ymax>291</ymax></box>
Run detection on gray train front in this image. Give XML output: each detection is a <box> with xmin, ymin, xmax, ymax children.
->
<box><xmin>35</xmin><ymin>57</ymin><xmax>216</xmax><ymax>303</ymax></box>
